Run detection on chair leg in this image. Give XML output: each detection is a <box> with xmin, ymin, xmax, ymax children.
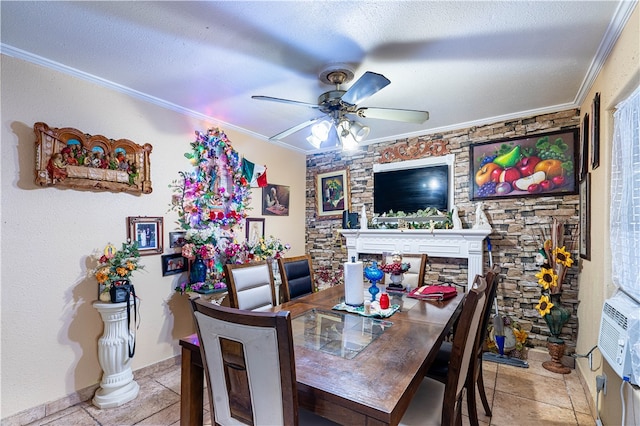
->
<box><xmin>467</xmin><ymin>376</ymin><xmax>480</xmax><ymax>426</ymax></box>
<box><xmin>476</xmin><ymin>362</ymin><xmax>492</xmax><ymax>417</ymax></box>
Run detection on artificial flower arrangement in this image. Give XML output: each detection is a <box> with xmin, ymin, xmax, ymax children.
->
<box><xmin>169</xmin><ymin>128</ymin><xmax>251</xmax><ymax>230</ymax></box>
<box><xmin>246</xmin><ymin>235</ymin><xmax>291</xmax><ymax>261</ymax></box>
<box><xmin>534</xmin><ymin>218</ymin><xmax>575</xmax><ymax>318</ymax></box>
<box><xmin>92</xmin><ymin>240</ymin><xmax>143</xmax><ymax>300</ymax></box>
<box><xmin>370</xmin><ymin>207</ymin><xmax>453</xmax><ymax>230</ymax></box>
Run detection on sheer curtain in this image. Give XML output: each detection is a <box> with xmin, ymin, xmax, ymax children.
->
<box><xmin>610</xmin><ymin>85</ymin><xmax>640</xmax><ymax>302</ymax></box>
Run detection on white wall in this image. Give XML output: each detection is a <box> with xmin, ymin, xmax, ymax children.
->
<box><xmin>575</xmin><ymin>5</ymin><xmax>640</xmax><ymax>425</ymax></box>
<box><xmin>0</xmin><ymin>54</ymin><xmax>307</xmax><ymax>418</ymax></box>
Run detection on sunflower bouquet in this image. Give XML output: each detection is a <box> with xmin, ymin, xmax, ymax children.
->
<box><xmin>534</xmin><ymin>218</ymin><xmax>575</xmax><ymax>317</ymax></box>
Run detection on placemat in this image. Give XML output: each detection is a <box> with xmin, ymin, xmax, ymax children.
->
<box><xmin>332</xmin><ymin>302</ymin><xmax>400</xmax><ymax>318</ymax></box>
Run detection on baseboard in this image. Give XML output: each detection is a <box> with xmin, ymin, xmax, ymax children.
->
<box><xmin>1</xmin><ymin>355</ymin><xmax>181</xmax><ymax>426</ymax></box>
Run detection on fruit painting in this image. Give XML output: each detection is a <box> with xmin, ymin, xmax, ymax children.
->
<box><xmin>470</xmin><ymin>129</ymin><xmax>578</xmax><ymax>200</ymax></box>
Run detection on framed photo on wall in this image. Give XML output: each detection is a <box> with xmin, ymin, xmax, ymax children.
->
<box><xmin>161</xmin><ymin>253</ymin><xmax>187</xmax><ymax>276</ymax></box>
<box><xmin>169</xmin><ymin>231</ymin><xmax>186</xmax><ymax>248</ymax></box>
<box><xmin>579</xmin><ymin>174</ymin><xmax>591</xmax><ymax>260</ymax></box>
<box><xmin>470</xmin><ymin>129</ymin><xmax>578</xmax><ymax>200</ymax></box>
<box><xmin>315</xmin><ymin>168</ymin><xmax>351</xmax><ymax>219</ymax></box>
<box><xmin>246</xmin><ymin>217</ymin><xmax>265</xmax><ymax>244</ymax></box>
<box><xmin>127</xmin><ymin>216</ymin><xmax>163</xmax><ymax>255</ymax></box>
<box><xmin>262</xmin><ymin>184</ymin><xmax>290</xmax><ymax>216</ymax></box>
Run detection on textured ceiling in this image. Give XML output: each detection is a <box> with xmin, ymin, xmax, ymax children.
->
<box><xmin>1</xmin><ymin>1</ymin><xmax>633</xmax><ymax>153</ymax></box>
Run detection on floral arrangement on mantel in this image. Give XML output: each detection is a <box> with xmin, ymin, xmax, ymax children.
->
<box><xmin>92</xmin><ymin>241</ymin><xmax>143</xmax><ymax>300</ymax></box>
<box><xmin>370</xmin><ymin>207</ymin><xmax>453</xmax><ymax>230</ymax></box>
<box><xmin>534</xmin><ymin>219</ymin><xmax>575</xmax><ymax>320</ymax></box>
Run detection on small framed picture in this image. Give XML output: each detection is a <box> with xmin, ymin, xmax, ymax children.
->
<box><xmin>315</xmin><ymin>168</ymin><xmax>351</xmax><ymax>219</ymax></box>
<box><xmin>127</xmin><ymin>216</ymin><xmax>163</xmax><ymax>256</ymax></box>
<box><xmin>579</xmin><ymin>174</ymin><xmax>591</xmax><ymax>260</ymax></box>
<box><xmin>262</xmin><ymin>184</ymin><xmax>290</xmax><ymax>216</ymax></box>
<box><xmin>169</xmin><ymin>231</ymin><xmax>187</xmax><ymax>248</ymax></box>
<box><xmin>161</xmin><ymin>253</ymin><xmax>187</xmax><ymax>276</ymax></box>
<box><xmin>246</xmin><ymin>218</ymin><xmax>265</xmax><ymax>245</ymax></box>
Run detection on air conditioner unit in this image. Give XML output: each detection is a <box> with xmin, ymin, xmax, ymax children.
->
<box><xmin>597</xmin><ymin>292</ymin><xmax>640</xmax><ymax>385</ymax></box>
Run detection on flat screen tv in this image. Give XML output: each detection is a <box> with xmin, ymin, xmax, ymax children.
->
<box><xmin>374</xmin><ymin>164</ymin><xmax>449</xmax><ymax>215</ymax></box>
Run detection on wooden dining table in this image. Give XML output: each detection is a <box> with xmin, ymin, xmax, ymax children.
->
<box><xmin>179</xmin><ymin>284</ymin><xmax>464</xmax><ymax>426</ymax></box>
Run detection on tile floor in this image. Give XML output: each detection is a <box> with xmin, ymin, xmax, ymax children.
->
<box><xmin>19</xmin><ymin>353</ymin><xmax>596</xmax><ymax>426</ymax></box>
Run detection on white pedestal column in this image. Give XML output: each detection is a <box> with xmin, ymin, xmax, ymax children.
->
<box><xmin>92</xmin><ymin>300</ymin><xmax>139</xmax><ymax>408</ymax></box>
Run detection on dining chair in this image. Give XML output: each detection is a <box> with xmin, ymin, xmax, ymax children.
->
<box><xmin>382</xmin><ymin>253</ymin><xmax>428</xmax><ymax>289</ymax></box>
<box><xmin>399</xmin><ymin>277</ymin><xmax>487</xmax><ymax>426</ymax></box>
<box><xmin>424</xmin><ymin>265</ymin><xmax>500</xmax><ymax>426</ymax></box>
<box><xmin>224</xmin><ymin>260</ymin><xmax>277</xmax><ymax>311</ymax></box>
<box><xmin>189</xmin><ymin>297</ymin><xmax>338</xmax><ymax>426</ymax></box>
<box><xmin>278</xmin><ymin>254</ymin><xmax>315</xmax><ymax>303</ymax></box>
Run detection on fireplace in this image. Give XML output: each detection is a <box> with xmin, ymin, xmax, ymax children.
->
<box><xmin>338</xmin><ymin>228</ymin><xmax>492</xmax><ymax>289</ymax></box>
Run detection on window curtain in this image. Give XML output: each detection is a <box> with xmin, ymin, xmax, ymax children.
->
<box><xmin>610</xmin><ymin>85</ymin><xmax>640</xmax><ymax>302</ymax></box>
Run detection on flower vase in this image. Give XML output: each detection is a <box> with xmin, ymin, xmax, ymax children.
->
<box><xmin>543</xmin><ymin>293</ymin><xmax>571</xmax><ymax>374</ymax></box>
<box><xmin>190</xmin><ymin>257</ymin><xmax>207</xmax><ymax>284</ymax></box>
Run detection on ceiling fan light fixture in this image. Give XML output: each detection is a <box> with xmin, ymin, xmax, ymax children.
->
<box><xmin>349</xmin><ymin>121</ymin><xmax>370</xmax><ymax>142</ymax></box>
<box><xmin>311</xmin><ymin>120</ymin><xmax>331</xmax><ymax>141</ymax></box>
<box><xmin>340</xmin><ymin>132</ymin><xmax>359</xmax><ymax>151</ymax></box>
<box><xmin>306</xmin><ymin>134</ymin><xmax>323</xmax><ymax>149</ymax></box>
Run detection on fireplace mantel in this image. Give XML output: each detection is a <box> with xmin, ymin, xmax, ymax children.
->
<box><xmin>338</xmin><ymin>228</ymin><xmax>492</xmax><ymax>289</ymax></box>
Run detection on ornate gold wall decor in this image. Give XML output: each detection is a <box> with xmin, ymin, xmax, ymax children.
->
<box><xmin>34</xmin><ymin>122</ymin><xmax>153</xmax><ymax>194</ymax></box>
<box><xmin>378</xmin><ymin>139</ymin><xmax>450</xmax><ymax>163</ymax></box>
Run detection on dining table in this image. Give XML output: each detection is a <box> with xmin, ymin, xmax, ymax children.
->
<box><xmin>179</xmin><ymin>283</ymin><xmax>465</xmax><ymax>426</ymax></box>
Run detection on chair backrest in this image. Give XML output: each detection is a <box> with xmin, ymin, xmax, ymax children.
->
<box><xmin>382</xmin><ymin>253</ymin><xmax>428</xmax><ymax>288</ymax></box>
<box><xmin>278</xmin><ymin>255</ymin><xmax>315</xmax><ymax>303</ymax></box>
<box><xmin>224</xmin><ymin>261</ymin><xmax>276</xmax><ymax>311</ymax></box>
<box><xmin>189</xmin><ymin>297</ymin><xmax>298</xmax><ymax>425</ymax></box>
<box><xmin>442</xmin><ymin>277</ymin><xmax>487</xmax><ymax>425</ymax></box>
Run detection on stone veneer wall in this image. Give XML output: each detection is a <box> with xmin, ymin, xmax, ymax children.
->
<box><xmin>306</xmin><ymin>109</ymin><xmax>581</xmax><ymax>352</ymax></box>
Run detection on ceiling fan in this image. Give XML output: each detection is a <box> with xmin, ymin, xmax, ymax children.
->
<box><xmin>252</xmin><ymin>65</ymin><xmax>429</xmax><ymax>149</ymax></box>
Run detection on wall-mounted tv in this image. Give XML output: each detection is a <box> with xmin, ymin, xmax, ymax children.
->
<box><xmin>373</xmin><ymin>155</ymin><xmax>454</xmax><ymax>215</ymax></box>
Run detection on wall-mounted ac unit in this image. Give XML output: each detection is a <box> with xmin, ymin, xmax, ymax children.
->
<box><xmin>597</xmin><ymin>292</ymin><xmax>639</xmax><ymax>385</ymax></box>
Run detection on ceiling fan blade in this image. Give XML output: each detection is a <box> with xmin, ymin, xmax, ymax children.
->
<box><xmin>269</xmin><ymin>116</ymin><xmax>325</xmax><ymax>140</ymax></box>
<box><xmin>356</xmin><ymin>107</ymin><xmax>429</xmax><ymax>124</ymax></box>
<box><xmin>340</xmin><ymin>71</ymin><xmax>391</xmax><ymax>106</ymax></box>
<box><xmin>252</xmin><ymin>95</ymin><xmax>319</xmax><ymax>109</ymax></box>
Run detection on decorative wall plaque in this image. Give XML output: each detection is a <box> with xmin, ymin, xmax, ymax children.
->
<box><xmin>34</xmin><ymin>122</ymin><xmax>152</xmax><ymax>194</ymax></box>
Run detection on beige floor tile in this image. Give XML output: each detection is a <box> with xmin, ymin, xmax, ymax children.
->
<box><xmin>84</xmin><ymin>376</ymin><xmax>179</xmax><ymax>426</ymax></box>
<box><xmin>135</xmin><ymin>401</ymin><xmax>181</xmax><ymax>425</ymax></box>
<box><xmin>565</xmin><ymin>373</ymin><xmax>592</xmax><ymax>415</ymax></box>
<box><xmin>26</xmin><ymin>405</ymin><xmax>98</xmax><ymax>426</ymax></box>
<box><xmin>575</xmin><ymin>411</ymin><xmax>597</xmax><ymax>426</ymax></box>
<box><xmin>491</xmin><ymin>390</ymin><xmax>578</xmax><ymax>426</ymax></box>
<box><xmin>495</xmin><ymin>363</ymin><xmax>573</xmax><ymax>410</ymax></box>
<box><xmin>152</xmin><ymin>365</ymin><xmax>182</xmax><ymax>394</ymax></box>
<box><xmin>461</xmin><ymin>385</ymin><xmax>494</xmax><ymax>424</ymax></box>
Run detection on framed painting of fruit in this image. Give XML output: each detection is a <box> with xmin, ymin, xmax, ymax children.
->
<box><xmin>470</xmin><ymin>129</ymin><xmax>578</xmax><ymax>200</ymax></box>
